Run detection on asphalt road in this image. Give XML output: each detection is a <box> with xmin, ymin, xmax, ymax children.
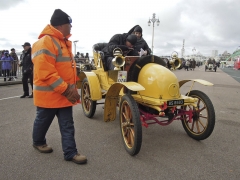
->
<box><xmin>221</xmin><ymin>67</ymin><xmax>240</xmax><ymax>83</ymax></box>
<box><xmin>0</xmin><ymin>66</ymin><xmax>240</xmax><ymax>180</ymax></box>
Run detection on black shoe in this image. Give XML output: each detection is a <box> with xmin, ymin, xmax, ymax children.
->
<box><xmin>20</xmin><ymin>94</ymin><xmax>29</xmax><ymax>98</ymax></box>
<box><xmin>28</xmin><ymin>94</ymin><xmax>33</xmax><ymax>98</ymax></box>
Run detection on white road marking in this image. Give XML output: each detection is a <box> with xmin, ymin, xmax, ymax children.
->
<box><xmin>231</xmin><ymin>76</ymin><xmax>240</xmax><ymax>78</ymax></box>
<box><xmin>0</xmin><ymin>95</ymin><xmax>21</xmax><ymax>101</ymax></box>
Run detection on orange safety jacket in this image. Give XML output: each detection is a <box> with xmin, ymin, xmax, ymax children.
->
<box><xmin>32</xmin><ymin>24</ymin><xmax>78</xmax><ymax>108</ymax></box>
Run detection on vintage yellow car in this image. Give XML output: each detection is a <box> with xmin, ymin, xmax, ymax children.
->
<box><xmin>76</xmin><ymin>44</ymin><xmax>215</xmax><ymax>156</ymax></box>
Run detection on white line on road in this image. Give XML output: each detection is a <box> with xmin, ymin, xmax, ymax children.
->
<box><xmin>0</xmin><ymin>95</ymin><xmax>21</xmax><ymax>101</ymax></box>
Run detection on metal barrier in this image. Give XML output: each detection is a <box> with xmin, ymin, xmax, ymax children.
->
<box><xmin>0</xmin><ymin>60</ymin><xmax>22</xmax><ymax>81</ymax></box>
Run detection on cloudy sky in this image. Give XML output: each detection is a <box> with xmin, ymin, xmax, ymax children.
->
<box><xmin>0</xmin><ymin>0</ymin><xmax>239</xmax><ymax>57</ymax></box>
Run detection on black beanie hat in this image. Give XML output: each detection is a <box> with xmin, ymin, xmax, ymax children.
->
<box><xmin>50</xmin><ymin>9</ymin><xmax>72</xmax><ymax>26</ymax></box>
<box><xmin>126</xmin><ymin>35</ymin><xmax>137</xmax><ymax>45</ymax></box>
<box><xmin>134</xmin><ymin>26</ymin><xmax>142</xmax><ymax>33</ymax></box>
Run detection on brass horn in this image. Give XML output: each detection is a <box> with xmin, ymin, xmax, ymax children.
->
<box><xmin>112</xmin><ymin>48</ymin><xmax>125</xmax><ymax>70</ymax></box>
<box><xmin>169</xmin><ymin>51</ymin><xmax>182</xmax><ymax>70</ymax></box>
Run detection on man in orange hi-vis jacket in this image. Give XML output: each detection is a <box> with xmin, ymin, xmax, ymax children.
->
<box><xmin>31</xmin><ymin>9</ymin><xmax>87</xmax><ymax>165</ymax></box>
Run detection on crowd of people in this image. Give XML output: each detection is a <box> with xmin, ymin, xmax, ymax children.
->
<box><xmin>0</xmin><ymin>48</ymin><xmax>19</xmax><ymax>81</ymax></box>
<box><xmin>1</xmin><ymin>43</ymin><xmax>33</xmax><ymax>98</ymax></box>
<box><xmin>182</xmin><ymin>59</ymin><xmax>197</xmax><ymax>71</ymax></box>
<box><xmin>74</xmin><ymin>52</ymin><xmax>89</xmax><ymax>59</ymax></box>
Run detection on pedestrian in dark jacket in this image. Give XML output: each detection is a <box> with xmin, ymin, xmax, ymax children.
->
<box><xmin>128</xmin><ymin>25</ymin><xmax>151</xmax><ymax>56</ymax></box>
<box><xmin>10</xmin><ymin>48</ymin><xmax>19</xmax><ymax>78</ymax></box>
<box><xmin>191</xmin><ymin>59</ymin><xmax>196</xmax><ymax>71</ymax></box>
<box><xmin>0</xmin><ymin>50</ymin><xmax>5</xmax><ymax>77</ymax></box>
<box><xmin>74</xmin><ymin>52</ymin><xmax>80</xmax><ymax>58</ymax></box>
<box><xmin>19</xmin><ymin>42</ymin><xmax>33</xmax><ymax>98</ymax></box>
<box><xmin>102</xmin><ymin>33</ymin><xmax>137</xmax><ymax>70</ymax></box>
<box><xmin>1</xmin><ymin>50</ymin><xmax>14</xmax><ymax>81</ymax></box>
<box><xmin>85</xmin><ymin>53</ymin><xmax>89</xmax><ymax>59</ymax></box>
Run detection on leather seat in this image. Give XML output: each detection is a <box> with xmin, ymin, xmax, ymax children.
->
<box><xmin>93</xmin><ymin>43</ymin><xmax>108</xmax><ymax>71</ymax></box>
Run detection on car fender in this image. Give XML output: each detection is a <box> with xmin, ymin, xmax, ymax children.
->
<box><xmin>104</xmin><ymin>82</ymin><xmax>145</xmax><ymax>122</ymax></box>
<box><xmin>77</xmin><ymin>71</ymin><xmax>102</xmax><ymax>100</ymax></box>
<box><xmin>179</xmin><ymin>79</ymin><xmax>213</xmax><ymax>88</ymax></box>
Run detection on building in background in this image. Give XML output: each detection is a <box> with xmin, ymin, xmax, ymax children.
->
<box><xmin>212</xmin><ymin>50</ymin><xmax>218</xmax><ymax>58</ymax></box>
<box><xmin>219</xmin><ymin>51</ymin><xmax>231</xmax><ymax>61</ymax></box>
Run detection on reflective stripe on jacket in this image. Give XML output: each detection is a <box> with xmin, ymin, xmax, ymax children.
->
<box><xmin>32</xmin><ymin>24</ymin><xmax>77</xmax><ymax>108</ymax></box>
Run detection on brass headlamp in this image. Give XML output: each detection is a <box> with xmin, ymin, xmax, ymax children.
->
<box><xmin>112</xmin><ymin>48</ymin><xmax>125</xmax><ymax>70</ymax></box>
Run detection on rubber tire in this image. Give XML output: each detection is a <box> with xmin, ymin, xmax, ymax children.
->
<box><xmin>119</xmin><ymin>94</ymin><xmax>142</xmax><ymax>156</ymax></box>
<box><xmin>81</xmin><ymin>78</ymin><xmax>96</xmax><ymax>118</ymax></box>
<box><xmin>181</xmin><ymin>90</ymin><xmax>215</xmax><ymax>140</ymax></box>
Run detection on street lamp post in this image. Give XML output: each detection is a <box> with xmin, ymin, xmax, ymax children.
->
<box><xmin>148</xmin><ymin>13</ymin><xmax>160</xmax><ymax>55</ymax></box>
<box><xmin>73</xmin><ymin>40</ymin><xmax>79</xmax><ymax>56</ymax></box>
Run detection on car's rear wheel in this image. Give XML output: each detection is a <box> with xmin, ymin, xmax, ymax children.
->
<box><xmin>81</xmin><ymin>78</ymin><xmax>96</xmax><ymax>118</ymax></box>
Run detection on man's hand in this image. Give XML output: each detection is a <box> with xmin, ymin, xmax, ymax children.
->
<box><xmin>123</xmin><ymin>48</ymin><xmax>134</xmax><ymax>56</ymax></box>
<box><xmin>62</xmin><ymin>84</ymin><xmax>80</xmax><ymax>104</ymax></box>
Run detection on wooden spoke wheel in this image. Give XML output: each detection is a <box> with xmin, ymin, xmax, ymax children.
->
<box><xmin>181</xmin><ymin>90</ymin><xmax>215</xmax><ymax>140</ymax></box>
<box><xmin>119</xmin><ymin>95</ymin><xmax>142</xmax><ymax>156</ymax></box>
<box><xmin>81</xmin><ymin>78</ymin><xmax>96</xmax><ymax>118</ymax></box>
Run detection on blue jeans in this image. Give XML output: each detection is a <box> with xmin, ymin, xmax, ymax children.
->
<box><xmin>32</xmin><ymin>106</ymin><xmax>77</xmax><ymax>160</ymax></box>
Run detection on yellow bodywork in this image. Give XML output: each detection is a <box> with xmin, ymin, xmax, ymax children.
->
<box><xmin>77</xmin><ymin>71</ymin><xmax>102</xmax><ymax>100</ymax></box>
<box><xmin>79</xmin><ymin>50</ymin><xmax>214</xmax><ymax>122</ymax></box>
<box><xmin>104</xmin><ymin>82</ymin><xmax>145</xmax><ymax>122</ymax></box>
<box><xmin>179</xmin><ymin>79</ymin><xmax>214</xmax><ymax>87</ymax></box>
<box><xmin>137</xmin><ymin>63</ymin><xmax>181</xmax><ymax>99</ymax></box>
<box><xmin>179</xmin><ymin>79</ymin><xmax>213</xmax><ymax>96</ymax></box>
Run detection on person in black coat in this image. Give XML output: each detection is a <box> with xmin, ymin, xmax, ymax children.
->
<box><xmin>20</xmin><ymin>42</ymin><xmax>33</xmax><ymax>98</ymax></box>
<box><xmin>102</xmin><ymin>33</ymin><xmax>137</xmax><ymax>70</ymax></box>
<box><xmin>128</xmin><ymin>25</ymin><xmax>151</xmax><ymax>56</ymax></box>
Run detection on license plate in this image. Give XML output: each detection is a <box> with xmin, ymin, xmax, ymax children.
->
<box><xmin>117</xmin><ymin>71</ymin><xmax>127</xmax><ymax>82</ymax></box>
<box><xmin>167</xmin><ymin>99</ymin><xmax>184</xmax><ymax>106</ymax></box>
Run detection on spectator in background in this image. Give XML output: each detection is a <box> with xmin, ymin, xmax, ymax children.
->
<box><xmin>197</xmin><ymin>61</ymin><xmax>200</xmax><ymax>67</ymax></box>
<box><xmin>185</xmin><ymin>60</ymin><xmax>190</xmax><ymax>71</ymax></box>
<box><xmin>1</xmin><ymin>50</ymin><xmax>5</xmax><ymax>58</ymax></box>
<box><xmin>0</xmin><ymin>50</ymin><xmax>4</xmax><ymax>77</ymax></box>
<box><xmin>1</xmin><ymin>50</ymin><xmax>14</xmax><ymax>81</ymax></box>
<box><xmin>10</xmin><ymin>48</ymin><xmax>19</xmax><ymax>79</ymax></box>
<box><xmin>84</xmin><ymin>52</ymin><xmax>89</xmax><ymax>59</ymax></box>
<box><xmin>191</xmin><ymin>59</ymin><xmax>196</xmax><ymax>71</ymax></box>
<box><xmin>19</xmin><ymin>42</ymin><xmax>33</xmax><ymax>98</ymax></box>
<box><xmin>74</xmin><ymin>52</ymin><xmax>80</xmax><ymax>58</ymax></box>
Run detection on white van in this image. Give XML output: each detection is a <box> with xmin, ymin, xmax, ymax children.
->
<box><xmin>220</xmin><ymin>61</ymin><xmax>234</xmax><ymax>68</ymax></box>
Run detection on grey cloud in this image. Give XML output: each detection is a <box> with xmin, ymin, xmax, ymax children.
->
<box><xmin>136</xmin><ymin>0</ymin><xmax>240</xmax><ymax>56</ymax></box>
<box><xmin>0</xmin><ymin>0</ymin><xmax>26</xmax><ymax>10</ymax></box>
